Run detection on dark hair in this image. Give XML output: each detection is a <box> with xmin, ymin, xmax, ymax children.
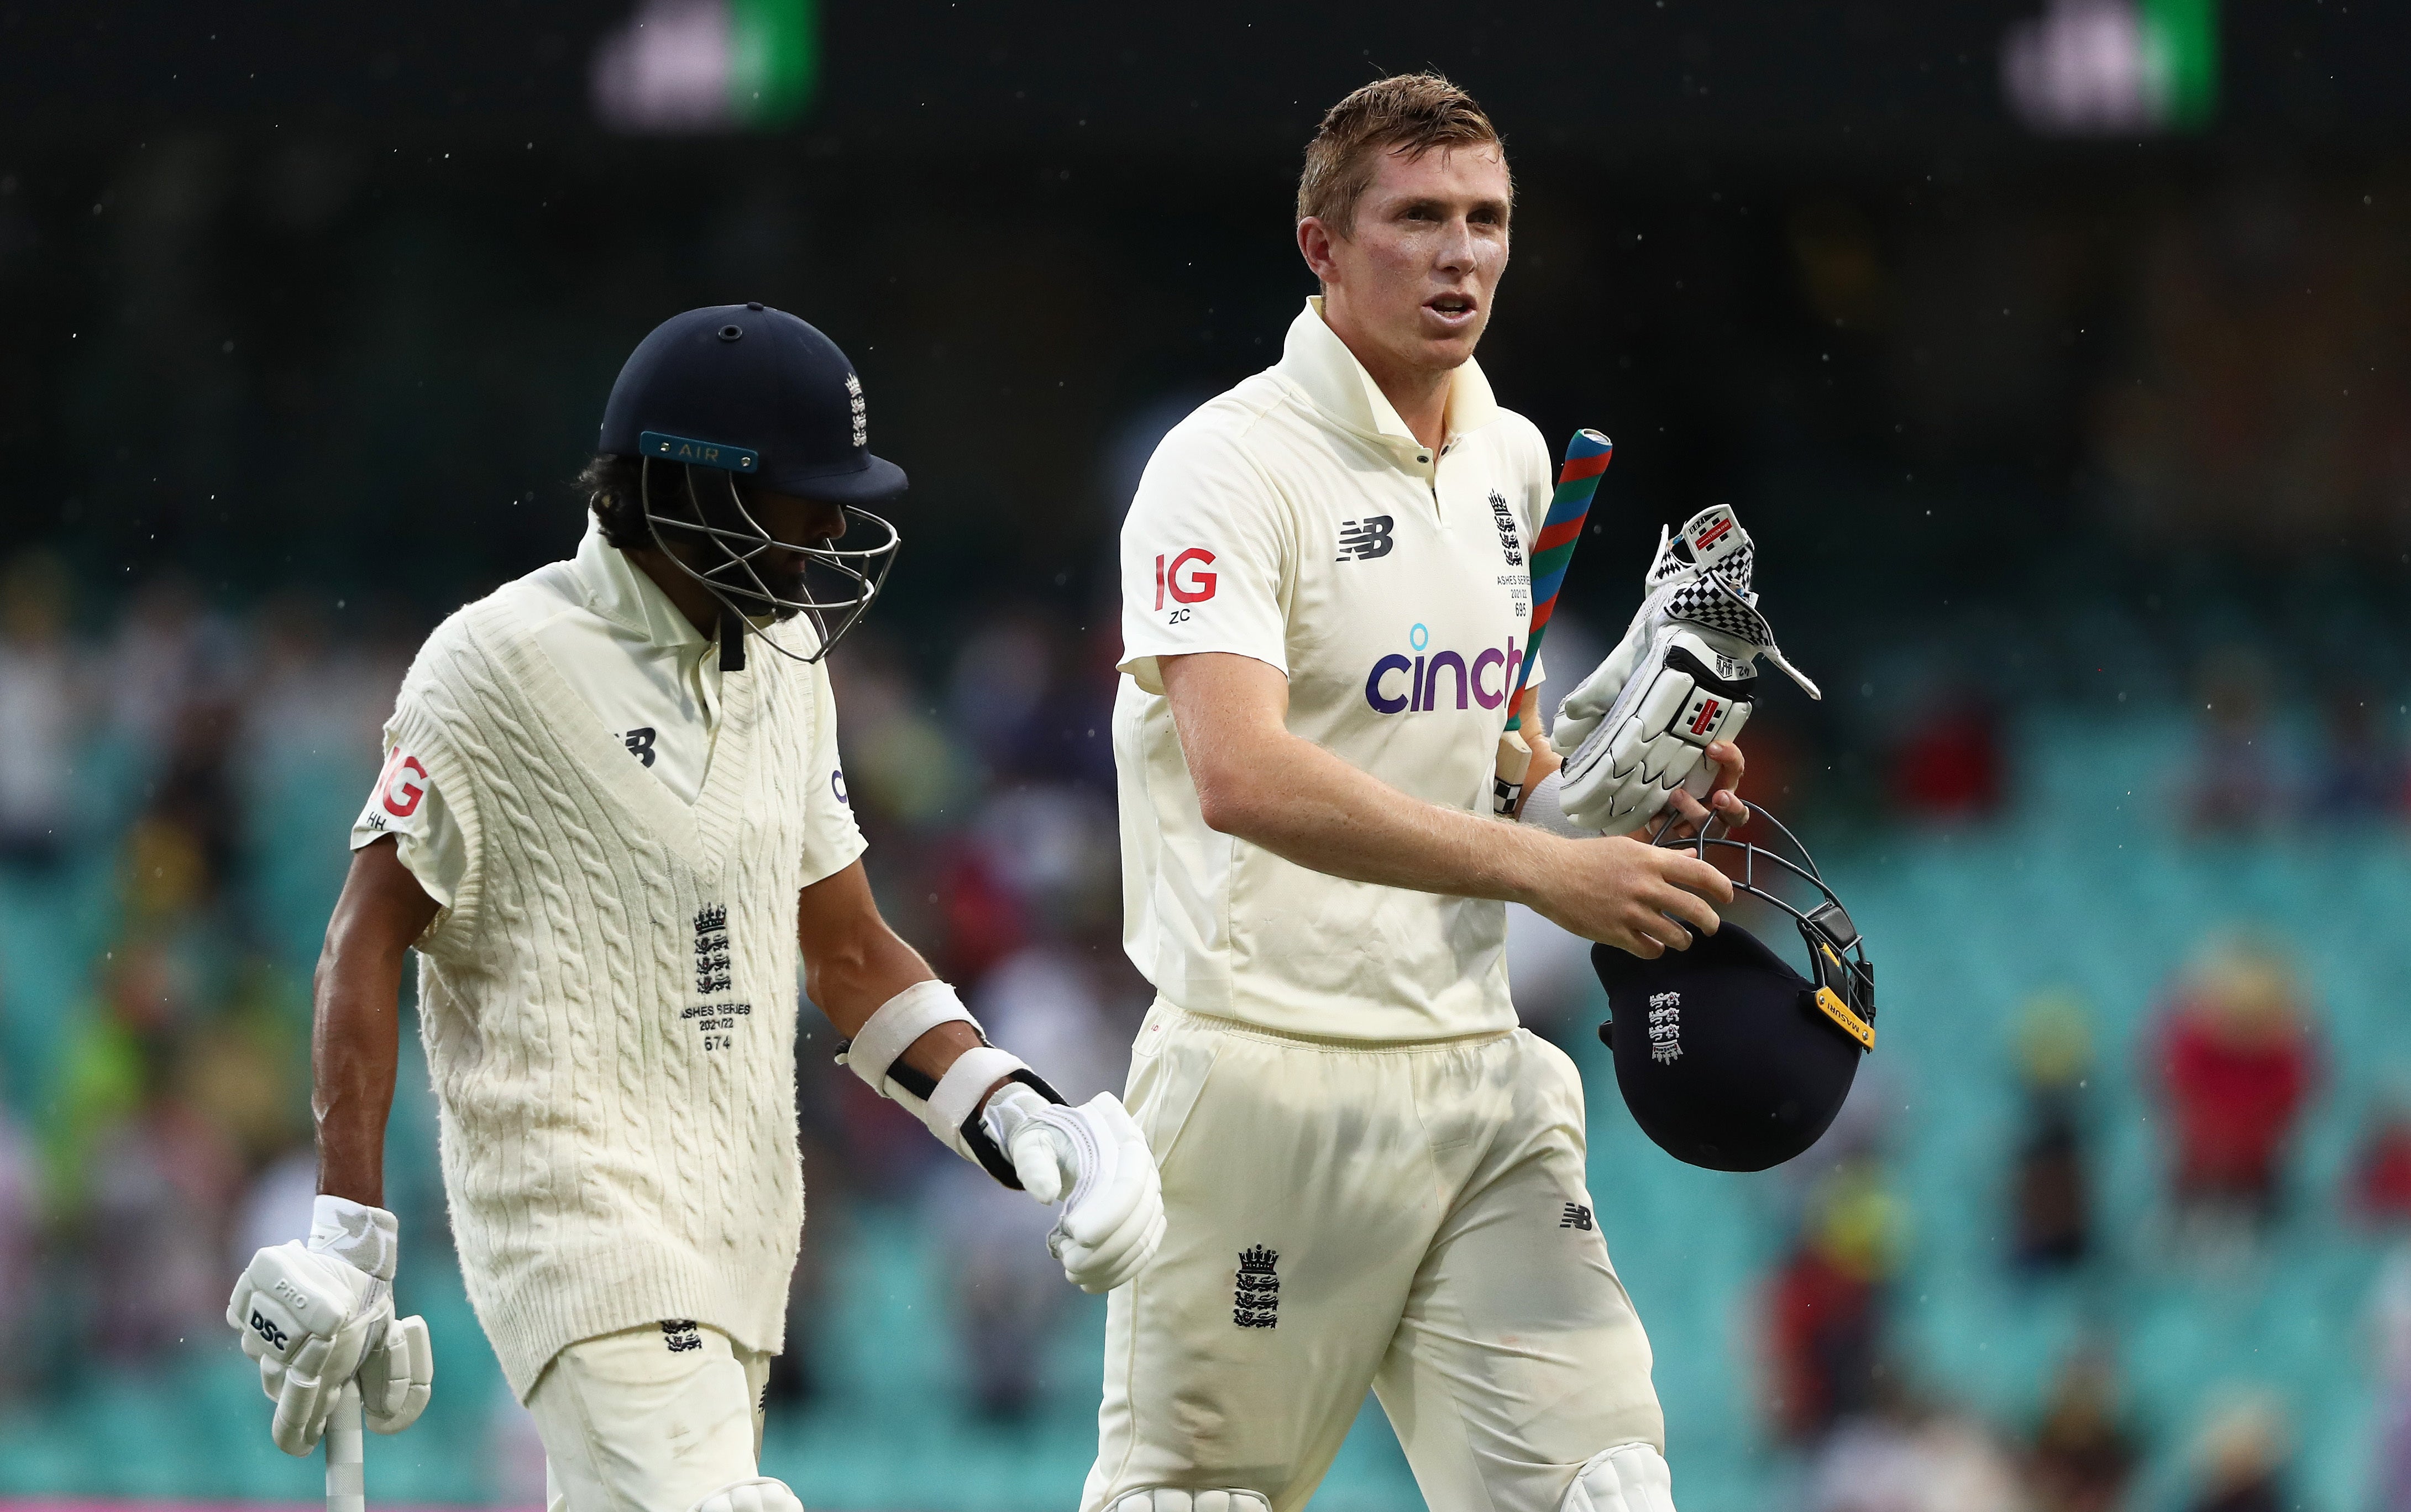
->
<box><xmin>1297</xmin><ymin>72</ymin><xmax>1509</xmax><ymax>237</ymax></box>
<box><xmin>579</xmin><ymin>453</ymin><xmax>654</xmax><ymax>550</ymax></box>
<box><xmin>581</xmin><ymin>453</ymin><xmax>751</xmax><ymax>551</ymax></box>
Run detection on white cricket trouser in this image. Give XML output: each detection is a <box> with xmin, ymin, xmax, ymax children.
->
<box><xmin>1082</xmin><ymin>1004</ymin><xmax>1666</xmax><ymax>1512</ymax></box>
<box><xmin>527</xmin><ymin>1321</ymin><xmax>773</xmax><ymax>1512</ymax></box>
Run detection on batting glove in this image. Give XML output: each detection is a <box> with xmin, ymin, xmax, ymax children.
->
<box><xmin>226</xmin><ymin>1196</ymin><xmax>429</xmax><ymax>1455</ymax></box>
<box><xmin>358</xmin><ymin>1311</ymin><xmax>433</xmax><ymax>1434</ymax></box>
<box><xmin>1555</xmin><ymin>506</ymin><xmax>1818</xmax><ymax>836</ymax></box>
<box><xmin>984</xmin><ymin>1085</ymin><xmax>1167</xmax><ymax>1293</ymax></box>
<box><xmin>686</xmin><ymin>1478</ymin><xmax>806</xmax><ymax>1512</ymax></box>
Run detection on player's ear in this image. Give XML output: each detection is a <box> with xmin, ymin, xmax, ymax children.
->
<box><xmin>1296</xmin><ymin>217</ymin><xmax>1339</xmax><ymax>283</ymax></box>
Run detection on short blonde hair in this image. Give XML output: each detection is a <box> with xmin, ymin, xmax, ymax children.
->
<box><xmin>1296</xmin><ymin>72</ymin><xmax>1510</xmax><ymax>235</ymax></box>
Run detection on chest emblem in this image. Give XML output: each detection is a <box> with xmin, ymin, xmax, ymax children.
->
<box><xmin>1336</xmin><ymin>516</ymin><xmax>1396</xmax><ymax>563</ymax></box>
<box><xmin>1488</xmin><ymin>492</ymin><xmax>1524</xmax><ymax>568</ymax></box>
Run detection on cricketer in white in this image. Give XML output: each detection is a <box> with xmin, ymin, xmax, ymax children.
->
<box><xmin>1088</xmin><ymin>77</ymin><xmax>1749</xmax><ymax>1512</ymax></box>
<box><xmin>224</xmin><ymin>306</ymin><xmax>1165</xmax><ymax>1512</ymax></box>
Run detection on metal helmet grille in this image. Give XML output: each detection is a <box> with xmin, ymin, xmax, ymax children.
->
<box><xmin>638</xmin><ymin>458</ymin><xmax>900</xmax><ymax>664</ymax></box>
<box><xmin>1649</xmin><ymin>803</ymin><xmax>1876</xmax><ymax>1012</ymax></box>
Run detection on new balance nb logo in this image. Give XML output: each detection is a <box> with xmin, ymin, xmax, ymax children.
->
<box><xmin>1336</xmin><ymin>516</ymin><xmax>1396</xmax><ymax>561</ymax></box>
<box><xmin>1560</xmin><ymin>1203</ymin><xmax>1595</xmax><ymax>1231</ymax></box>
<box><xmin>1234</xmin><ymin>1245</ymin><xmax>1280</xmax><ymax>1328</ymax></box>
<box><xmin>625</xmin><ymin>727</ymin><xmax>658</xmax><ymax>767</ymax></box>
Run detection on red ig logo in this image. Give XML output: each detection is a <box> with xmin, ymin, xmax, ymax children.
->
<box><xmin>1153</xmin><ymin>548</ymin><xmax>1217</xmax><ymax>612</ymax></box>
<box><xmin>379</xmin><ymin>748</ymin><xmax>429</xmax><ymax>819</ymax></box>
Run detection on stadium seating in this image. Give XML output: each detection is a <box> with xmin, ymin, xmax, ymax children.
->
<box><xmin>0</xmin><ymin>706</ymin><xmax>2402</xmax><ymax>1511</ymax></box>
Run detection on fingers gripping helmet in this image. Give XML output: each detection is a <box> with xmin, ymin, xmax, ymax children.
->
<box><xmin>599</xmin><ymin>303</ymin><xmax>905</xmax><ymax>668</ymax></box>
<box><xmin>1592</xmin><ymin>806</ymin><xmax>1877</xmax><ymax>1172</ymax></box>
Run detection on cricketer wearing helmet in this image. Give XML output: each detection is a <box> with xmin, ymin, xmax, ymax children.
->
<box><xmin>224</xmin><ymin>305</ymin><xmax>1165</xmax><ymax>1512</ymax></box>
<box><xmin>1091</xmin><ymin>76</ymin><xmax>1748</xmax><ymax>1512</ymax></box>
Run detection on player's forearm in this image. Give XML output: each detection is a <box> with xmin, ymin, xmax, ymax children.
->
<box><xmin>798</xmin><ymin>860</ymin><xmax>989</xmax><ymax>1091</ymax></box>
<box><xmin>311</xmin><ymin>926</ymin><xmax>406</xmax><ymax>1208</ymax></box>
<box><xmin>1198</xmin><ymin>723</ymin><xmax>1565</xmax><ymax>906</ymax></box>
<box><xmin>312</xmin><ymin>840</ymin><xmax>439</xmax><ymax>1208</ymax></box>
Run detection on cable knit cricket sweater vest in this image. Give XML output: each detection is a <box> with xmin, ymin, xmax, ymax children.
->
<box><xmin>389</xmin><ymin>592</ymin><xmax>819</xmax><ymax>1400</ymax></box>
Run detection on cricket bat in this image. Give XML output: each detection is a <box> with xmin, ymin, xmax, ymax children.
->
<box><xmin>327</xmin><ymin>1380</ymin><xmax>364</xmax><ymax>1512</ymax></box>
<box><xmin>1492</xmin><ymin>428</ymin><xmax>1611</xmax><ymax>816</ymax></box>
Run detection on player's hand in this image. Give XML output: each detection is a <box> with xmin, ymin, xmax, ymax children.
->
<box><xmin>1638</xmin><ymin>740</ymin><xmax>1749</xmax><ymax>842</ymax></box>
<box><xmin>1527</xmin><ymin>832</ymin><xmax>1733</xmax><ymax>958</ymax></box>
<box><xmin>984</xmin><ymin>1086</ymin><xmax>1167</xmax><ymax>1293</ymax></box>
<box><xmin>227</xmin><ymin>1199</ymin><xmax>402</xmax><ymax>1456</ymax></box>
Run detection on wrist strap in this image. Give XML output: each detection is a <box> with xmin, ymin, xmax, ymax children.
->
<box><xmin>837</xmin><ymin>980</ymin><xmax>978</xmax><ymax>1095</ymax></box>
<box><xmin>1519</xmin><ymin>769</ymin><xmax>1597</xmax><ymax>839</ymax></box>
<box><xmin>888</xmin><ymin>1047</ymin><xmax>1066</xmax><ymax>1188</ymax></box>
<box><xmin>309</xmin><ymin>1194</ymin><xmax>400</xmax><ymax>1282</ymax></box>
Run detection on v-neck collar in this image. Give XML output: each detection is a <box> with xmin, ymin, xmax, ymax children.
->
<box><xmin>467</xmin><ymin>596</ymin><xmax>758</xmax><ymax>873</ymax></box>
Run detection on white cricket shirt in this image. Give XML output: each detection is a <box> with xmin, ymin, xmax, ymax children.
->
<box><xmin>351</xmin><ymin>519</ymin><xmax>864</xmax><ymax>904</ymax></box>
<box><xmin>1114</xmin><ymin>298</ymin><xmax>1555</xmax><ymax>1041</ymax></box>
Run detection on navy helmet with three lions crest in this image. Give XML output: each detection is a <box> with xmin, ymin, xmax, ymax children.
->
<box><xmin>598</xmin><ymin>302</ymin><xmax>906</xmax><ymax>668</ymax></box>
<box><xmin>1593</xmin><ymin>806</ymin><xmax>1877</xmax><ymax>1172</ymax></box>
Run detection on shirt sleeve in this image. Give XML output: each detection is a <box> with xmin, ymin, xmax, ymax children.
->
<box><xmin>350</xmin><ymin>739</ymin><xmax>467</xmax><ymax>910</ymax></box>
<box><xmin>798</xmin><ymin>664</ymin><xmax>869</xmax><ymax>888</ymax></box>
<box><xmin>1117</xmin><ymin>423</ymin><xmax>1295</xmax><ymax>696</ymax></box>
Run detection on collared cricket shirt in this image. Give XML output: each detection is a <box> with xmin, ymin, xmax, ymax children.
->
<box><xmin>1114</xmin><ymin>298</ymin><xmax>1555</xmax><ymax>1041</ymax></box>
<box><xmin>351</xmin><ymin>518</ymin><xmax>864</xmax><ymax>905</ymax></box>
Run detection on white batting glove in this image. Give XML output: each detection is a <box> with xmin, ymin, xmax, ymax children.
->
<box><xmin>686</xmin><ymin>1477</ymin><xmax>806</xmax><ymax>1512</ymax></box>
<box><xmin>983</xmin><ymin>1085</ymin><xmax>1167</xmax><ymax>1294</ymax></box>
<box><xmin>1555</xmin><ymin>506</ymin><xmax>1817</xmax><ymax>836</ymax></box>
<box><xmin>1565</xmin><ymin>1443</ymin><xmax>1678</xmax><ymax>1512</ymax></box>
<box><xmin>226</xmin><ymin>1196</ymin><xmax>428</xmax><ymax>1455</ymax></box>
<box><xmin>358</xmin><ymin>1312</ymin><xmax>434</xmax><ymax>1434</ymax></box>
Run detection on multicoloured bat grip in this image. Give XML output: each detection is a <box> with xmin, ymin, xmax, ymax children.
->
<box><xmin>1504</xmin><ymin>428</ymin><xmax>1611</xmax><ymax>732</ymax></box>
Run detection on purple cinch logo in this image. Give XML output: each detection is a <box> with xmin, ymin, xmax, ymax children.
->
<box><xmin>1364</xmin><ymin>623</ymin><xmax>1524</xmax><ymax>715</ymax></box>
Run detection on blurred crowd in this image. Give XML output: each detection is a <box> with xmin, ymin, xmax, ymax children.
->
<box><xmin>1759</xmin><ymin>927</ymin><xmax>2411</xmax><ymax>1512</ymax></box>
<box><xmin>2</xmin><ymin>531</ymin><xmax>2409</xmax><ymax>1511</ymax></box>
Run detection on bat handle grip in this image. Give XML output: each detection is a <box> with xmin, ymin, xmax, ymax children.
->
<box><xmin>1493</xmin><ymin>729</ymin><xmax>1533</xmax><ymax>817</ymax></box>
<box><xmin>327</xmin><ymin>1379</ymin><xmax>364</xmax><ymax>1512</ymax></box>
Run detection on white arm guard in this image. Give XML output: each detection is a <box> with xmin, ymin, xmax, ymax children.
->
<box><xmin>837</xmin><ymin>980</ymin><xmax>1066</xmax><ymax>1188</ymax></box>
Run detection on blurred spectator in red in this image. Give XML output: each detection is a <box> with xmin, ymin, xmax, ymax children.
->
<box><xmin>2310</xmin><ymin>695</ymin><xmax>2405</xmax><ymax>824</ymax></box>
<box><xmin>2186</xmin><ymin>650</ymin><xmax>2279</xmax><ymax>835</ymax></box>
<box><xmin>2183</xmin><ymin>1393</ymin><xmax>2289</xmax><ymax>1512</ymax></box>
<box><xmin>2010</xmin><ymin>993</ymin><xmax>2094</xmax><ymax>1272</ymax></box>
<box><xmin>1765</xmin><ymin>1162</ymin><xmax>1902</xmax><ymax>1444</ymax></box>
<box><xmin>933</xmin><ymin>841</ymin><xmax>1028</xmax><ymax>985</ymax></box>
<box><xmin>1890</xmin><ymin>697</ymin><xmax>2006</xmax><ymax>822</ymax></box>
<box><xmin>2354</xmin><ymin>1101</ymin><xmax>2411</xmax><ymax>1225</ymax></box>
<box><xmin>2028</xmin><ymin>1347</ymin><xmax>2137</xmax><ymax>1512</ymax></box>
<box><xmin>2151</xmin><ymin>937</ymin><xmax>2319</xmax><ymax>1228</ymax></box>
<box><xmin>0</xmin><ymin>551</ymin><xmax>88</xmax><ymax>870</ymax></box>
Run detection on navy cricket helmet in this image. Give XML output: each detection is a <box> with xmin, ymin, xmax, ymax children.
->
<box><xmin>1594</xmin><ymin>806</ymin><xmax>1877</xmax><ymax>1172</ymax></box>
<box><xmin>599</xmin><ymin>302</ymin><xmax>905</xmax><ymax>666</ymax></box>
